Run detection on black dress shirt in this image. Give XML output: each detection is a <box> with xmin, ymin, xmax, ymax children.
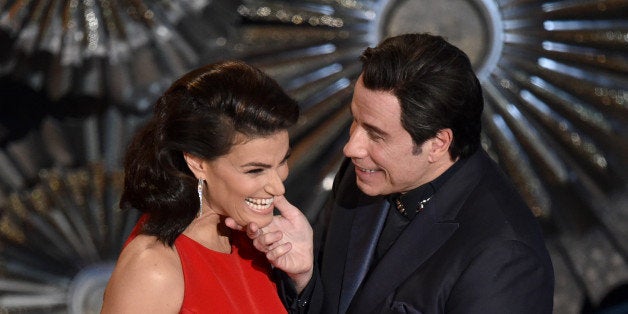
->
<box><xmin>374</xmin><ymin>158</ymin><xmax>466</xmax><ymax>263</ymax></box>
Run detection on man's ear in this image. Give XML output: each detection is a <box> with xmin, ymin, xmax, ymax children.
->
<box><xmin>428</xmin><ymin>128</ymin><xmax>453</xmax><ymax>162</ymax></box>
<box><xmin>183</xmin><ymin>152</ymin><xmax>205</xmax><ymax>178</ymax></box>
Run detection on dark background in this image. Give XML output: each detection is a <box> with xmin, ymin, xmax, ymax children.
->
<box><xmin>0</xmin><ymin>0</ymin><xmax>627</xmax><ymax>313</ymax></box>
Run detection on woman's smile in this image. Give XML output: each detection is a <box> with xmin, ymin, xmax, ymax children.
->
<box><xmin>245</xmin><ymin>196</ymin><xmax>275</xmax><ymax>213</ymax></box>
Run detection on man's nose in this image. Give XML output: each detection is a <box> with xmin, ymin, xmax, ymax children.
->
<box><xmin>343</xmin><ymin>127</ymin><xmax>367</xmax><ymax>158</ymax></box>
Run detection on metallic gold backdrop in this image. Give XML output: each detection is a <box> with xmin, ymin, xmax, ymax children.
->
<box><xmin>0</xmin><ymin>0</ymin><xmax>627</xmax><ymax>313</ymax></box>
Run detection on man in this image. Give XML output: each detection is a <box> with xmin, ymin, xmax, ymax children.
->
<box><xmin>228</xmin><ymin>33</ymin><xmax>555</xmax><ymax>313</ymax></box>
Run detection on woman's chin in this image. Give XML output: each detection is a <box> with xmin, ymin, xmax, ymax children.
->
<box><xmin>250</xmin><ymin>215</ymin><xmax>274</xmax><ymax>228</ymax></box>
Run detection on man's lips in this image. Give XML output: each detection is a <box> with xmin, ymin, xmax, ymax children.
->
<box><xmin>354</xmin><ymin>163</ymin><xmax>382</xmax><ymax>179</ymax></box>
<box><xmin>356</xmin><ymin>166</ymin><xmax>377</xmax><ymax>173</ymax></box>
<box><xmin>353</xmin><ymin>161</ymin><xmax>379</xmax><ymax>173</ymax></box>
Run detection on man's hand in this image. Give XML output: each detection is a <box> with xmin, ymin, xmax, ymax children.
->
<box><xmin>225</xmin><ymin>195</ymin><xmax>314</xmax><ymax>292</ymax></box>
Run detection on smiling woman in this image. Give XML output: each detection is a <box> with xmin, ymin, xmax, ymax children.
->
<box><xmin>100</xmin><ymin>60</ymin><xmax>299</xmax><ymax>313</ymax></box>
<box><xmin>185</xmin><ymin>131</ymin><xmax>292</xmax><ymax>229</ymax></box>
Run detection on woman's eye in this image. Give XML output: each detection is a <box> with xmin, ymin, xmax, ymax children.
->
<box><xmin>246</xmin><ymin>168</ymin><xmax>264</xmax><ymax>174</ymax></box>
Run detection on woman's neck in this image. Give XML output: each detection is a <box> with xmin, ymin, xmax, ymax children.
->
<box><xmin>183</xmin><ymin>213</ymin><xmax>232</xmax><ymax>253</ymax></box>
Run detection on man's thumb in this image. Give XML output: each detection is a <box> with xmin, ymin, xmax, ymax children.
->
<box><xmin>273</xmin><ymin>195</ymin><xmax>300</xmax><ymax>219</ymax></box>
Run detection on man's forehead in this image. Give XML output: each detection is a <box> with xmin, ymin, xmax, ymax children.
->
<box><xmin>351</xmin><ymin>91</ymin><xmax>400</xmax><ymax>123</ymax></box>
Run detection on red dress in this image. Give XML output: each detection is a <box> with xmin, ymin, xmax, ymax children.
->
<box><xmin>125</xmin><ymin>217</ymin><xmax>287</xmax><ymax>314</ymax></box>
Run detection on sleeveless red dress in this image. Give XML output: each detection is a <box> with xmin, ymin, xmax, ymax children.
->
<box><xmin>125</xmin><ymin>216</ymin><xmax>287</xmax><ymax>314</ymax></box>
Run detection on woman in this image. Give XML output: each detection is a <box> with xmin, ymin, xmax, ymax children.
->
<box><xmin>101</xmin><ymin>60</ymin><xmax>299</xmax><ymax>313</ymax></box>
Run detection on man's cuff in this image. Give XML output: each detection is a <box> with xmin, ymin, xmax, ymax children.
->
<box><xmin>273</xmin><ymin>268</ymin><xmax>316</xmax><ymax>313</ymax></box>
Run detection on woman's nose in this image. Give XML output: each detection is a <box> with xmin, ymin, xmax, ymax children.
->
<box><xmin>265</xmin><ymin>171</ymin><xmax>286</xmax><ymax>196</ymax></box>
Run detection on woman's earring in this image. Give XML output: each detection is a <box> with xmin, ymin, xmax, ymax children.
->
<box><xmin>197</xmin><ymin>178</ymin><xmax>204</xmax><ymax>218</ymax></box>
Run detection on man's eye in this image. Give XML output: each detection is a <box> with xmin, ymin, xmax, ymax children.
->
<box><xmin>367</xmin><ymin>132</ymin><xmax>383</xmax><ymax>140</ymax></box>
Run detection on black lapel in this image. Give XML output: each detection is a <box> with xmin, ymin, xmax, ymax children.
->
<box><xmin>338</xmin><ymin>200</ymin><xmax>388</xmax><ymax>314</ymax></box>
<box><xmin>348</xmin><ymin>209</ymin><xmax>459</xmax><ymax>313</ymax></box>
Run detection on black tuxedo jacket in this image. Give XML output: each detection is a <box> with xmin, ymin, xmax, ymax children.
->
<box><xmin>282</xmin><ymin>149</ymin><xmax>554</xmax><ymax>313</ymax></box>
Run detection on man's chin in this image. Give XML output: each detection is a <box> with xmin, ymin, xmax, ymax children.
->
<box><xmin>356</xmin><ymin>179</ymin><xmax>383</xmax><ymax>197</ymax></box>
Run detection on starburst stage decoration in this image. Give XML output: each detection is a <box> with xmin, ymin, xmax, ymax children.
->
<box><xmin>0</xmin><ymin>0</ymin><xmax>627</xmax><ymax>313</ymax></box>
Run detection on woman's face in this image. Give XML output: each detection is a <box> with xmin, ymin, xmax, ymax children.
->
<box><xmin>202</xmin><ymin>130</ymin><xmax>291</xmax><ymax>228</ymax></box>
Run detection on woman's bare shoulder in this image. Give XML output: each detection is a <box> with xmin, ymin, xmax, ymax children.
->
<box><xmin>118</xmin><ymin>234</ymin><xmax>182</xmax><ymax>275</ymax></box>
<box><xmin>101</xmin><ymin>234</ymin><xmax>184</xmax><ymax>313</ymax></box>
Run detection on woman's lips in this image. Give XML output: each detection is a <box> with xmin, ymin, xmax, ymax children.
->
<box><xmin>245</xmin><ymin>197</ymin><xmax>275</xmax><ymax>214</ymax></box>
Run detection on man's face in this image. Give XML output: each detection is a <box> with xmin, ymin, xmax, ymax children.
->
<box><xmin>343</xmin><ymin>76</ymin><xmax>434</xmax><ymax>196</ymax></box>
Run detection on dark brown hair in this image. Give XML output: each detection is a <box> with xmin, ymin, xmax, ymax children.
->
<box><xmin>120</xmin><ymin>60</ymin><xmax>299</xmax><ymax>245</ymax></box>
<box><xmin>360</xmin><ymin>33</ymin><xmax>484</xmax><ymax>159</ymax></box>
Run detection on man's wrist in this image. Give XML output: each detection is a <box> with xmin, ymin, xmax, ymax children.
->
<box><xmin>290</xmin><ymin>269</ymin><xmax>314</xmax><ymax>294</ymax></box>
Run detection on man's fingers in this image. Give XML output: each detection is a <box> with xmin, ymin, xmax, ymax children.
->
<box><xmin>273</xmin><ymin>195</ymin><xmax>301</xmax><ymax>219</ymax></box>
<box><xmin>224</xmin><ymin>217</ymin><xmax>244</xmax><ymax>231</ymax></box>
<box><xmin>224</xmin><ymin>220</ymin><xmax>265</xmax><ymax>241</ymax></box>
<box><xmin>253</xmin><ymin>230</ymin><xmax>283</xmax><ymax>251</ymax></box>
<box><xmin>246</xmin><ymin>223</ymin><xmax>262</xmax><ymax>239</ymax></box>
<box><xmin>247</xmin><ymin>228</ymin><xmax>262</xmax><ymax>238</ymax></box>
<box><xmin>266</xmin><ymin>242</ymin><xmax>293</xmax><ymax>262</ymax></box>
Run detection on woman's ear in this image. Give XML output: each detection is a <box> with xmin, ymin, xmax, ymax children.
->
<box><xmin>428</xmin><ymin>128</ymin><xmax>453</xmax><ymax>162</ymax></box>
<box><xmin>183</xmin><ymin>152</ymin><xmax>205</xmax><ymax>178</ymax></box>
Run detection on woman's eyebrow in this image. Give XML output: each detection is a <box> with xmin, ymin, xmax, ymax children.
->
<box><xmin>242</xmin><ymin>162</ymin><xmax>271</xmax><ymax>168</ymax></box>
<box><xmin>241</xmin><ymin>148</ymin><xmax>292</xmax><ymax>168</ymax></box>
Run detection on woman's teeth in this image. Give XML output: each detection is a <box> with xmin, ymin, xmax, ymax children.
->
<box><xmin>359</xmin><ymin>167</ymin><xmax>376</xmax><ymax>173</ymax></box>
<box><xmin>245</xmin><ymin>197</ymin><xmax>274</xmax><ymax>211</ymax></box>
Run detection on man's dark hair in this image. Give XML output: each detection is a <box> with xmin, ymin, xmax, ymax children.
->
<box><xmin>360</xmin><ymin>33</ymin><xmax>484</xmax><ymax>159</ymax></box>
